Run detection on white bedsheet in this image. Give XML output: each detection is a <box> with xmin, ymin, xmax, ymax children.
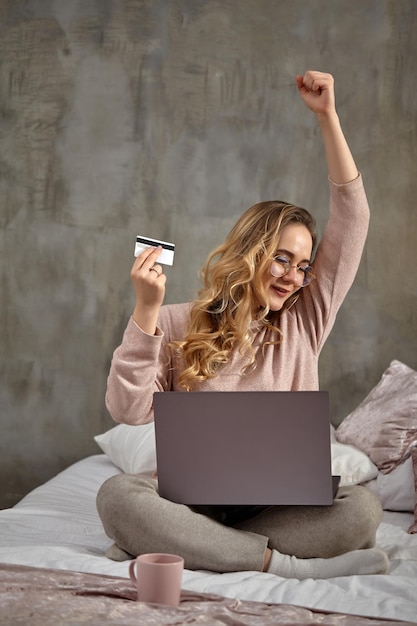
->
<box><xmin>0</xmin><ymin>454</ymin><xmax>416</xmax><ymax>622</ymax></box>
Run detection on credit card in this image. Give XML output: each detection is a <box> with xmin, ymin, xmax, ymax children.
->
<box><xmin>134</xmin><ymin>235</ymin><xmax>175</xmax><ymax>265</ymax></box>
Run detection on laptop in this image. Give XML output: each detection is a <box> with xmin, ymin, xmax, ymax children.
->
<box><xmin>153</xmin><ymin>391</ymin><xmax>340</xmax><ymax>506</ymax></box>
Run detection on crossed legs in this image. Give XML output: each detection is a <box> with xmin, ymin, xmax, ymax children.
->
<box><xmin>96</xmin><ymin>473</ymin><xmax>387</xmax><ymax>577</ymax></box>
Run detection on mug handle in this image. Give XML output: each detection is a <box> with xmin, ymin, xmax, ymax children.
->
<box><xmin>129</xmin><ymin>560</ymin><xmax>137</xmax><ymax>584</ymax></box>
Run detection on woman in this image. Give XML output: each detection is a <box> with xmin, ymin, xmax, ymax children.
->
<box><xmin>97</xmin><ymin>71</ymin><xmax>389</xmax><ymax>579</ymax></box>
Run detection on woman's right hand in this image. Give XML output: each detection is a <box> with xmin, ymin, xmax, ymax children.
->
<box><xmin>130</xmin><ymin>246</ymin><xmax>167</xmax><ymax>335</ymax></box>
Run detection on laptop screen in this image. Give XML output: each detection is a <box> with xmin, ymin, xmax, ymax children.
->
<box><xmin>154</xmin><ymin>391</ymin><xmax>334</xmax><ymax>506</ymax></box>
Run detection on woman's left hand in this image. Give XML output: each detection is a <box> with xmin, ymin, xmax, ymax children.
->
<box><xmin>296</xmin><ymin>71</ymin><xmax>336</xmax><ymax>117</ymax></box>
<box><xmin>296</xmin><ymin>70</ymin><xmax>358</xmax><ymax>184</ymax></box>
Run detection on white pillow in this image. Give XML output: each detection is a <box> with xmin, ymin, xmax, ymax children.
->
<box><xmin>364</xmin><ymin>456</ymin><xmax>414</xmax><ymax>512</ymax></box>
<box><xmin>94</xmin><ymin>422</ymin><xmax>157</xmax><ymax>474</ymax></box>
<box><xmin>331</xmin><ymin>440</ymin><xmax>378</xmax><ymax>486</ymax></box>
<box><xmin>95</xmin><ymin>422</ymin><xmax>378</xmax><ymax>486</ymax></box>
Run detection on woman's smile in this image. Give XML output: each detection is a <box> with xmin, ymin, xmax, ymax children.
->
<box><xmin>264</xmin><ymin>223</ymin><xmax>313</xmax><ymax>311</ymax></box>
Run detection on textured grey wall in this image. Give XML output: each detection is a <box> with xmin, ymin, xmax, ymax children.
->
<box><xmin>1</xmin><ymin>0</ymin><xmax>416</xmax><ymax>507</ymax></box>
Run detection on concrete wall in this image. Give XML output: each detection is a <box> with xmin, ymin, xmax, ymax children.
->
<box><xmin>1</xmin><ymin>0</ymin><xmax>416</xmax><ymax>508</ymax></box>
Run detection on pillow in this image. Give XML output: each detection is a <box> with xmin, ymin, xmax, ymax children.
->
<box><xmin>336</xmin><ymin>360</ymin><xmax>417</xmax><ymax>474</ymax></box>
<box><xmin>94</xmin><ymin>422</ymin><xmax>156</xmax><ymax>475</ymax></box>
<box><xmin>95</xmin><ymin>421</ymin><xmax>377</xmax><ymax>485</ymax></box>
<box><xmin>408</xmin><ymin>448</ymin><xmax>417</xmax><ymax>534</ymax></box>
<box><xmin>331</xmin><ymin>440</ymin><xmax>378</xmax><ymax>487</ymax></box>
<box><xmin>365</xmin><ymin>456</ymin><xmax>414</xmax><ymax>512</ymax></box>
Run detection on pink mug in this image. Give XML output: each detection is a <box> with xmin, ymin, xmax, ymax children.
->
<box><xmin>129</xmin><ymin>553</ymin><xmax>184</xmax><ymax>606</ymax></box>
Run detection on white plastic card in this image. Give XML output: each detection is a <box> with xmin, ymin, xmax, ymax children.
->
<box><xmin>134</xmin><ymin>235</ymin><xmax>175</xmax><ymax>265</ymax></box>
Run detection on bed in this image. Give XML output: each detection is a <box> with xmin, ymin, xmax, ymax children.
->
<box><xmin>1</xmin><ymin>359</ymin><xmax>417</xmax><ymax>625</ymax></box>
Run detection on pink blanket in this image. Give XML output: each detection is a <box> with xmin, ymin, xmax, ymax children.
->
<box><xmin>0</xmin><ymin>563</ymin><xmax>412</xmax><ymax>625</ymax></box>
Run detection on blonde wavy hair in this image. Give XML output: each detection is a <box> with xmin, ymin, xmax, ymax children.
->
<box><xmin>171</xmin><ymin>201</ymin><xmax>317</xmax><ymax>390</ymax></box>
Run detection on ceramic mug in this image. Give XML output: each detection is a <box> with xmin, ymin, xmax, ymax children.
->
<box><xmin>129</xmin><ymin>553</ymin><xmax>184</xmax><ymax>606</ymax></box>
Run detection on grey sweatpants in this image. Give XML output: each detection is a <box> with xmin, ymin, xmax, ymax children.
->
<box><xmin>96</xmin><ymin>473</ymin><xmax>383</xmax><ymax>573</ymax></box>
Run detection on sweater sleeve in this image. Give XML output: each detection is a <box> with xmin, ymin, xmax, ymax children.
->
<box><xmin>105</xmin><ymin>303</ymin><xmax>190</xmax><ymax>425</ymax></box>
<box><xmin>105</xmin><ymin>318</ymin><xmax>167</xmax><ymax>425</ymax></box>
<box><xmin>296</xmin><ymin>174</ymin><xmax>370</xmax><ymax>353</ymax></box>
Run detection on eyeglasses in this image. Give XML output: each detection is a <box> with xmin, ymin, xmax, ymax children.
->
<box><xmin>270</xmin><ymin>255</ymin><xmax>316</xmax><ymax>287</ymax></box>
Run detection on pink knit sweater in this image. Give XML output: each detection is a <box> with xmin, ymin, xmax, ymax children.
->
<box><xmin>106</xmin><ymin>175</ymin><xmax>369</xmax><ymax>425</ymax></box>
